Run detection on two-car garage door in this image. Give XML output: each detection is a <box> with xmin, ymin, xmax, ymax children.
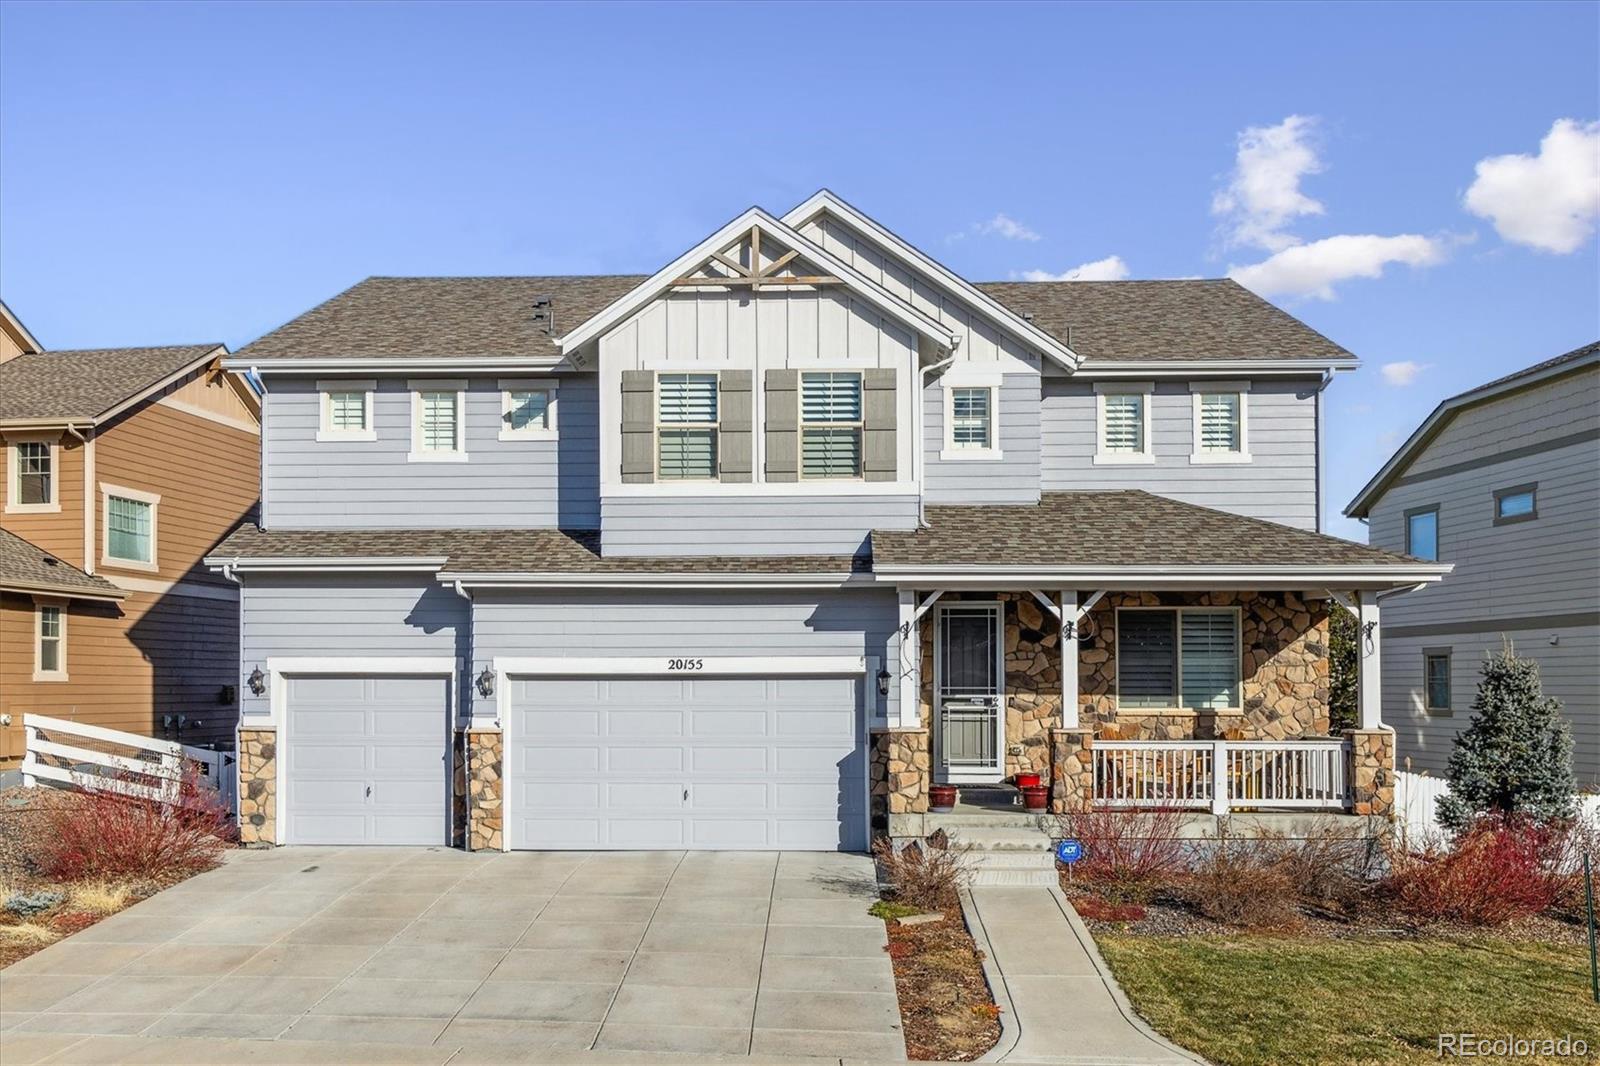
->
<box><xmin>505</xmin><ymin>672</ymin><xmax>868</xmax><ymax>852</ymax></box>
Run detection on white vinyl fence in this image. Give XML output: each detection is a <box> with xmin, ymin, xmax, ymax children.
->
<box><xmin>22</xmin><ymin>714</ymin><xmax>234</xmax><ymax>811</ymax></box>
<box><xmin>1395</xmin><ymin>769</ymin><xmax>1600</xmax><ymax>847</ymax></box>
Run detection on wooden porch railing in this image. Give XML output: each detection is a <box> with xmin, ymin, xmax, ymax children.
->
<box><xmin>1092</xmin><ymin>738</ymin><xmax>1351</xmax><ymax>814</ymax></box>
<box><xmin>22</xmin><ymin>714</ymin><xmax>234</xmax><ymax>810</ymax></box>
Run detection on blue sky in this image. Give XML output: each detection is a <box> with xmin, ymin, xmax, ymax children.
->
<box><xmin>2</xmin><ymin>0</ymin><xmax>1596</xmax><ymax>538</ymax></box>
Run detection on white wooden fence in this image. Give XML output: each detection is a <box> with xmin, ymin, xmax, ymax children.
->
<box><xmin>22</xmin><ymin>714</ymin><xmax>233</xmax><ymax>810</ymax></box>
<box><xmin>1093</xmin><ymin>739</ymin><xmax>1351</xmax><ymax>814</ymax></box>
<box><xmin>1395</xmin><ymin>769</ymin><xmax>1600</xmax><ymax>847</ymax></box>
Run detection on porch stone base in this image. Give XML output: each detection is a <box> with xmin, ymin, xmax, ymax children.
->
<box><xmin>237</xmin><ymin>728</ymin><xmax>277</xmax><ymax>847</ymax></box>
<box><xmin>456</xmin><ymin>729</ymin><xmax>504</xmax><ymax>851</ymax></box>
<box><xmin>1347</xmin><ymin>728</ymin><xmax>1396</xmax><ymax>819</ymax></box>
<box><xmin>870</xmin><ymin>728</ymin><xmax>930</xmax><ymax>835</ymax></box>
<box><xmin>1050</xmin><ymin>728</ymin><xmax>1094</xmax><ymax>814</ymax></box>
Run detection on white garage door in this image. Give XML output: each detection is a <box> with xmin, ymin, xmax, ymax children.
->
<box><xmin>507</xmin><ymin>673</ymin><xmax>867</xmax><ymax>851</ymax></box>
<box><xmin>283</xmin><ymin>674</ymin><xmax>450</xmax><ymax>846</ymax></box>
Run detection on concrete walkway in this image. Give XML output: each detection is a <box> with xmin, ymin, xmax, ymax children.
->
<box><xmin>965</xmin><ymin>886</ymin><xmax>1203</xmax><ymax>1066</ymax></box>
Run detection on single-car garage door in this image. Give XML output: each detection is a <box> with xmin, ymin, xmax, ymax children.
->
<box><xmin>507</xmin><ymin>673</ymin><xmax>867</xmax><ymax>851</ymax></box>
<box><xmin>283</xmin><ymin>674</ymin><xmax>450</xmax><ymax>845</ymax></box>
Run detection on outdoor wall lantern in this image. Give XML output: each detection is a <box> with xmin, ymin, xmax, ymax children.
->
<box><xmin>877</xmin><ymin>669</ymin><xmax>892</xmax><ymax>698</ymax></box>
<box><xmin>476</xmin><ymin>667</ymin><xmax>496</xmax><ymax>698</ymax></box>
<box><xmin>246</xmin><ymin>667</ymin><xmax>266</xmax><ymax>696</ymax></box>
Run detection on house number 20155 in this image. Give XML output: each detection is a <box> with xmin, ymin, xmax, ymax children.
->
<box><xmin>667</xmin><ymin>658</ymin><xmax>705</xmax><ymax>671</ymax></box>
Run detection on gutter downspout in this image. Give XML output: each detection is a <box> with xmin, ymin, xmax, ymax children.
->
<box><xmin>450</xmin><ymin>579</ymin><xmax>474</xmax><ymax>851</ymax></box>
<box><xmin>917</xmin><ymin>348</ymin><xmax>959</xmax><ymax>528</ymax></box>
<box><xmin>220</xmin><ymin>561</ymin><xmax>245</xmax><ymax>823</ymax></box>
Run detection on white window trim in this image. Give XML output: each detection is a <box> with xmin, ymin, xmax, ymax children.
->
<box><xmin>656</xmin><ymin>370</ymin><xmax>721</xmax><ymax>483</ymax></box>
<box><xmin>408</xmin><ymin>379</ymin><xmax>468</xmax><ymax>463</ymax></box>
<box><xmin>498</xmin><ymin>378</ymin><xmax>559</xmax><ymax>441</ymax></box>
<box><xmin>1189</xmin><ymin>380</ymin><xmax>1252</xmax><ymax>464</ymax></box>
<box><xmin>940</xmin><ymin>381</ymin><xmax>1003</xmax><ymax>461</ymax></box>
<box><xmin>315</xmin><ymin>379</ymin><xmax>376</xmax><ymax>442</ymax></box>
<box><xmin>33</xmin><ymin>596</ymin><xmax>68</xmax><ymax>682</ymax></box>
<box><xmin>100</xmin><ymin>482</ymin><xmax>160</xmax><ymax>573</ymax></box>
<box><xmin>1113</xmin><ymin>606</ymin><xmax>1243</xmax><ymax>714</ymax></box>
<box><xmin>1093</xmin><ymin>381</ymin><xmax>1155</xmax><ymax>465</ymax></box>
<box><xmin>5</xmin><ymin>433</ymin><xmax>62</xmax><ymax>514</ymax></box>
<box><xmin>799</xmin><ymin>368</ymin><xmax>866</xmax><ymax>482</ymax></box>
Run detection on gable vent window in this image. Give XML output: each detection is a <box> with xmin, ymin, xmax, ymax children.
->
<box><xmin>801</xmin><ymin>371</ymin><xmax>863</xmax><ymax>479</ymax></box>
<box><xmin>657</xmin><ymin>372</ymin><xmax>719</xmax><ymax>480</ymax></box>
<box><xmin>1116</xmin><ymin>608</ymin><xmax>1241</xmax><ymax>712</ymax></box>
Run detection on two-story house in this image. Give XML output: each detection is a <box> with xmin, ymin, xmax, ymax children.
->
<box><xmin>1346</xmin><ymin>341</ymin><xmax>1599</xmax><ymax>787</ymax></box>
<box><xmin>207</xmin><ymin>192</ymin><xmax>1446</xmax><ymax>851</ymax></box>
<box><xmin>0</xmin><ymin>300</ymin><xmax>261</xmax><ymax>767</ymax></box>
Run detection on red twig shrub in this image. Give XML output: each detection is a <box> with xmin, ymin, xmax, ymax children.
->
<box><xmin>38</xmin><ymin>769</ymin><xmax>230</xmax><ymax>882</ymax></box>
<box><xmin>1056</xmin><ymin>807</ymin><xmax>1191</xmax><ymax>902</ymax></box>
<box><xmin>1383</xmin><ymin>820</ymin><xmax>1560</xmax><ymax>926</ymax></box>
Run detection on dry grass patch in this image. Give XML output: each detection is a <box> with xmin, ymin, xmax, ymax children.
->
<box><xmin>0</xmin><ymin>922</ymin><xmax>61</xmax><ymax>947</ymax></box>
<box><xmin>67</xmin><ymin>881</ymin><xmax>136</xmax><ymax>916</ymax></box>
<box><xmin>884</xmin><ymin>904</ymin><xmax>1001</xmax><ymax>1062</ymax></box>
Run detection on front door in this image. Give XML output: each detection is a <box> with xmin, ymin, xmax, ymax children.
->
<box><xmin>936</xmin><ymin>603</ymin><xmax>1003</xmax><ymax>783</ymax></box>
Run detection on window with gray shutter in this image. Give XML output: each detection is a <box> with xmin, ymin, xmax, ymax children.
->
<box><xmin>620</xmin><ymin>370</ymin><xmax>656</xmax><ymax>483</ymax></box>
<box><xmin>1119</xmin><ymin>611</ymin><xmax>1176</xmax><ymax>708</ymax></box>
<box><xmin>657</xmin><ymin>373</ymin><xmax>719</xmax><ymax>480</ymax></box>
<box><xmin>801</xmin><ymin>372</ymin><xmax>862</xmax><ymax>479</ymax></box>
<box><xmin>764</xmin><ymin>369</ymin><xmax>799</xmax><ymax>482</ymax></box>
<box><xmin>718</xmin><ymin>371</ymin><xmax>752</xmax><ymax>482</ymax></box>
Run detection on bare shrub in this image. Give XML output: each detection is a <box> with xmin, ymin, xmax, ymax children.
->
<box><xmin>1268</xmin><ymin>819</ymin><xmax>1379</xmax><ymax>913</ymax></box>
<box><xmin>1382</xmin><ymin>819</ymin><xmax>1559</xmax><ymax>927</ymax></box>
<box><xmin>874</xmin><ymin>835</ymin><xmax>973</xmax><ymax>911</ymax></box>
<box><xmin>1183</xmin><ymin>836</ymin><xmax>1299</xmax><ymax>929</ymax></box>
<box><xmin>1056</xmin><ymin>806</ymin><xmax>1191</xmax><ymax>902</ymax></box>
<box><xmin>38</xmin><ymin>769</ymin><xmax>230</xmax><ymax>883</ymax></box>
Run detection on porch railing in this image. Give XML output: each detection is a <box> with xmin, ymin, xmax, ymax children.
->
<box><xmin>1092</xmin><ymin>739</ymin><xmax>1351</xmax><ymax>814</ymax></box>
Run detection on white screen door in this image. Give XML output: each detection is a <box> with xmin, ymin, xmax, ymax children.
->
<box><xmin>936</xmin><ymin>603</ymin><xmax>1003</xmax><ymax>783</ymax></box>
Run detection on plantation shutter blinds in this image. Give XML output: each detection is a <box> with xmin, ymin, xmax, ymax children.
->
<box><xmin>621</xmin><ymin>371</ymin><xmax>656</xmax><ymax>483</ymax></box>
<box><xmin>329</xmin><ymin>391</ymin><xmax>366</xmax><ymax>431</ymax></box>
<box><xmin>657</xmin><ymin>372</ymin><xmax>718</xmax><ymax>480</ymax></box>
<box><xmin>718</xmin><ymin>371</ymin><xmax>753</xmax><ymax>482</ymax></box>
<box><xmin>419</xmin><ymin>391</ymin><xmax>457</xmax><ymax>452</ymax></box>
<box><xmin>1198</xmin><ymin>393</ymin><xmax>1241</xmax><ymax>452</ymax></box>
<box><xmin>1102</xmin><ymin>393</ymin><xmax>1144</xmax><ymax>452</ymax></box>
<box><xmin>801</xmin><ymin>371</ymin><xmax>863</xmax><ymax>479</ymax></box>
<box><xmin>1179</xmin><ymin>610</ymin><xmax>1239</xmax><ymax>710</ymax></box>
<box><xmin>1119</xmin><ymin>611</ymin><xmax>1177</xmax><ymax>708</ymax></box>
<box><xmin>863</xmin><ymin>368</ymin><xmax>897</xmax><ymax>481</ymax></box>
<box><xmin>951</xmin><ymin>387</ymin><xmax>991</xmax><ymax>448</ymax></box>
<box><xmin>108</xmin><ymin>496</ymin><xmax>152</xmax><ymax>562</ymax></box>
<box><xmin>764</xmin><ymin>369</ymin><xmax>799</xmax><ymax>482</ymax></box>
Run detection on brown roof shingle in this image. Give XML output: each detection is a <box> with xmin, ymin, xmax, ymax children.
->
<box><xmin>0</xmin><ymin>344</ymin><xmax>224</xmax><ymax>423</ymax></box>
<box><xmin>0</xmin><ymin>528</ymin><xmax>125</xmax><ymax>599</ymax></box>
<box><xmin>871</xmin><ymin>491</ymin><xmax>1419</xmax><ymax>569</ymax></box>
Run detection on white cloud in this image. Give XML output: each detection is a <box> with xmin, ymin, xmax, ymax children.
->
<box><xmin>1379</xmin><ymin>361</ymin><xmax>1430</xmax><ymax>386</ymax></box>
<box><xmin>1463</xmin><ymin>118</ymin><xmax>1600</xmax><ymax>254</ymax></box>
<box><xmin>1016</xmin><ymin>255</ymin><xmax>1131</xmax><ymax>282</ymax></box>
<box><xmin>1212</xmin><ymin>115</ymin><xmax>1326</xmax><ymax>252</ymax></box>
<box><xmin>975</xmin><ymin>213</ymin><xmax>1042</xmax><ymax>242</ymax></box>
<box><xmin>1227</xmin><ymin>234</ymin><xmax>1445</xmax><ymax>299</ymax></box>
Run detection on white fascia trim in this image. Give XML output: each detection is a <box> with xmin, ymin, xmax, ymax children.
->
<box><xmin>442</xmin><ymin>571</ymin><xmax>869</xmax><ymax>590</ymax></box>
<box><xmin>603</xmin><ymin>481</ymin><xmax>920</xmax><ymax>498</ymax></box>
<box><xmin>227</xmin><ymin>358</ymin><xmax>568</xmax><ymax>375</ymax></box>
<box><xmin>874</xmin><ymin>564</ymin><xmax>1453</xmax><ymax>588</ymax></box>
<box><xmin>495</xmin><ymin>655</ymin><xmax>866</xmax><ymax>677</ymax></box>
<box><xmin>1073</xmin><ymin>359</ymin><xmax>1359</xmax><ymax>377</ymax></box>
<box><xmin>90</xmin><ymin>345</ymin><xmax>231</xmax><ymax>426</ymax></box>
<box><xmin>556</xmin><ymin>206</ymin><xmax>957</xmax><ymax>354</ymax></box>
<box><xmin>782</xmin><ymin>190</ymin><xmax>1082</xmax><ymax>371</ymax></box>
<box><xmin>203</xmin><ymin>555</ymin><xmax>449</xmax><ymax>573</ymax></box>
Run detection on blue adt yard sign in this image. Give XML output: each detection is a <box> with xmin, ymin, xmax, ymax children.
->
<box><xmin>1056</xmin><ymin>839</ymin><xmax>1084</xmax><ymax>864</ymax></box>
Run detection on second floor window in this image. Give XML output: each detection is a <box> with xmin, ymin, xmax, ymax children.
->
<box><xmin>1192</xmin><ymin>387</ymin><xmax>1248</xmax><ymax>460</ymax></box>
<box><xmin>1424</xmin><ymin>650</ymin><xmax>1451</xmax><ymax>713</ymax></box>
<box><xmin>1406</xmin><ymin>506</ymin><xmax>1439</xmax><ymax>561</ymax></box>
<box><xmin>950</xmin><ymin>387</ymin><xmax>992</xmax><ymax>450</ymax></box>
<box><xmin>657</xmin><ymin>373</ymin><xmax>718</xmax><ymax>480</ymax></box>
<box><xmin>104</xmin><ymin>488</ymin><xmax>157</xmax><ymax>567</ymax></box>
<box><xmin>1494</xmin><ymin>483</ymin><xmax>1537</xmax><ymax>525</ymax></box>
<box><xmin>317</xmin><ymin>380</ymin><xmax>375</xmax><ymax>442</ymax></box>
<box><xmin>410</xmin><ymin>382</ymin><xmax>467</xmax><ymax>460</ymax></box>
<box><xmin>801</xmin><ymin>371</ymin><xmax>863</xmax><ymax>479</ymax></box>
<box><xmin>1095</xmin><ymin>383</ymin><xmax>1153</xmax><ymax>462</ymax></box>
<box><xmin>14</xmin><ymin>442</ymin><xmax>52</xmax><ymax>506</ymax></box>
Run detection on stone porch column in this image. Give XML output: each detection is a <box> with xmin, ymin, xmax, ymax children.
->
<box><xmin>460</xmin><ymin>728</ymin><xmax>504</xmax><ymax>851</ymax></box>
<box><xmin>1346</xmin><ymin>728</ymin><xmax>1396</xmax><ymax>819</ymax></box>
<box><xmin>237</xmin><ymin>727</ymin><xmax>277</xmax><ymax>846</ymax></box>
<box><xmin>1050</xmin><ymin>727</ymin><xmax>1094</xmax><ymax>814</ymax></box>
<box><xmin>870</xmin><ymin>727</ymin><xmax>930</xmax><ymax>837</ymax></box>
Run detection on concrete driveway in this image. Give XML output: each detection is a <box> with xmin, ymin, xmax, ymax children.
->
<box><xmin>0</xmin><ymin>847</ymin><xmax>905</xmax><ymax>1063</ymax></box>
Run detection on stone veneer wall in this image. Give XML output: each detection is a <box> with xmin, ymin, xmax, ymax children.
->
<box><xmin>237</xmin><ymin>728</ymin><xmax>277</xmax><ymax>846</ymax></box>
<box><xmin>459</xmin><ymin>730</ymin><xmax>504</xmax><ymax>852</ymax></box>
<box><xmin>1347</xmin><ymin>728</ymin><xmax>1396</xmax><ymax>818</ymax></box>
<box><xmin>1049</xmin><ymin>728</ymin><xmax>1094</xmax><ymax>814</ymax></box>
<box><xmin>1079</xmin><ymin>591</ymin><xmax>1331</xmax><ymax>742</ymax></box>
<box><xmin>870</xmin><ymin>728</ymin><xmax>929</xmax><ymax>835</ymax></box>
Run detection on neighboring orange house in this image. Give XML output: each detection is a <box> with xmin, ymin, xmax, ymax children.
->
<box><xmin>0</xmin><ymin>300</ymin><xmax>260</xmax><ymax>768</ymax></box>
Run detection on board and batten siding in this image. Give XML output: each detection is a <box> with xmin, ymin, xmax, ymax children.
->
<box><xmin>923</xmin><ymin>373</ymin><xmax>1041</xmax><ymax>505</ymax></box>
<box><xmin>238</xmin><ymin>574</ymin><xmax>467</xmax><ymax>719</ymax></box>
<box><xmin>598</xmin><ymin>494</ymin><xmax>917</xmax><ymax>557</ymax></box>
<box><xmin>1039</xmin><ymin>377</ymin><xmax>1321</xmax><ymax>529</ymax></box>
<box><xmin>264</xmin><ymin>376</ymin><xmax>598</xmax><ymax>530</ymax></box>
<box><xmin>470</xmin><ymin>587</ymin><xmax>899</xmax><ymax>722</ymax></box>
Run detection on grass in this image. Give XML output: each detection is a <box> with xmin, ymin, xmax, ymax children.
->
<box><xmin>67</xmin><ymin>881</ymin><xmax>135</xmax><ymax>916</ymax></box>
<box><xmin>0</xmin><ymin>922</ymin><xmax>61</xmax><ymax>947</ymax></box>
<box><xmin>869</xmin><ymin>900</ymin><xmax>925</xmax><ymax>921</ymax></box>
<box><xmin>1096</xmin><ymin>932</ymin><xmax>1600</xmax><ymax>1066</ymax></box>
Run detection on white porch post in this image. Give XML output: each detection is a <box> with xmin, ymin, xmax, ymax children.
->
<box><xmin>1059</xmin><ymin>590</ymin><xmax>1079</xmax><ymax>728</ymax></box>
<box><xmin>897</xmin><ymin>588</ymin><xmax>919</xmax><ymax>728</ymax></box>
<box><xmin>1357</xmin><ymin>590</ymin><xmax>1383</xmax><ymax>730</ymax></box>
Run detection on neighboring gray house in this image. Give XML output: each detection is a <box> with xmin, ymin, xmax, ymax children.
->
<box><xmin>1346</xmin><ymin>342</ymin><xmax>1600</xmax><ymax>787</ymax></box>
<box><xmin>209</xmin><ymin>191</ymin><xmax>1445</xmax><ymax>851</ymax></box>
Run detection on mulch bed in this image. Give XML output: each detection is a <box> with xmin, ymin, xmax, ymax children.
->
<box><xmin>883</xmin><ymin>901</ymin><xmax>1002</xmax><ymax>1062</ymax></box>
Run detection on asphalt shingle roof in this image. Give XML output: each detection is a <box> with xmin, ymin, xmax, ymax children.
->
<box><xmin>0</xmin><ymin>345</ymin><xmax>223</xmax><ymax>423</ymax></box>
<box><xmin>871</xmin><ymin>491</ymin><xmax>1419</xmax><ymax>569</ymax></box>
<box><xmin>0</xmin><ymin>528</ymin><xmax>125</xmax><ymax>599</ymax></box>
<box><xmin>236</xmin><ymin>276</ymin><xmax>1351</xmax><ymax>364</ymax></box>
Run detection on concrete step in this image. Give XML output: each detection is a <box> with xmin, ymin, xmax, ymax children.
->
<box><xmin>969</xmin><ymin>866</ymin><xmax>1060</xmax><ymax>886</ymax></box>
<box><xmin>967</xmin><ymin>850</ymin><xmax>1058</xmax><ymax>870</ymax></box>
<box><xmin>947</xmin><ymin>827</ymin><xmax>1056</xmax><ymax>851</ymax></box>
<box><xmin>925</xmin><ymin>811</ymin><xmax>1055</xmax><ymax>831</ymax></box>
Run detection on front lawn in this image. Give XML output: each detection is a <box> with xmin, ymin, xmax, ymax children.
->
<box><xmin>1096</xmin><ymin>932</ymin><xmax>1599</xmax><ymax>1066</ymax></box>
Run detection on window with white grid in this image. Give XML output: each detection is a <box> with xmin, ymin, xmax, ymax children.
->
<box><xmin>801</xmin><ymin>371</ymin><xmax>863</xmax><ymax>479</ymax></box>
<box><xmin>37</xmin><ymin>604</ymin><xmax>64</xmax><ymax>677</ymax></box>
<box><xmin>107</xmin><ymin>495</ymin><xmax>153</xmax><ymax>563</ymax></box>
<box><xmin>1101</xmin><ymin>393</ymin><xmax>1145</xmax><ymax>453</ymax></box>
<box><xmin>950</xmin><ymin>387</ymin><xmax>992</xmax><ymax>450</ymax></box>
<box><xmin>1197</xmin><ymin>393</ymin><xmax>1240</xmax><ymax>451</ymax></box>
<box><xmin>328</xmin><ymin>391</ymin><xmax>367</xmax><ymax>431</ymax></box>
<box><xmin>410</xmin><ymin>387</ymin><xmax>464</xmax><ymax>458</ymax></box>
<box><xmin>16</xmin><ymin>442</ymin><xmax>51</xmax><ymax>505</ymax></box>
<box><xmin>657</xmin><ymin>373</ymin><xmax>719</xmax><ymax>480</ymax></box>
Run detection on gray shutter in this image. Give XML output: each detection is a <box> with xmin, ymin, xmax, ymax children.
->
<box><xmin>620</xmin><ymin>370</ymin><xmax>655</xmax><ymax>484</ymax></box>
<box><xmin>863</xmin><ymin>368</ymin><xmax>897</xmax><ymax>482</ymax></box>
<box><xmin>764</xmin><ymin>369</ymin><xmax>798</xmax><ymax>482</ymax></box>
<box><xmin>719</xmin><ymin>371</ymin><xmax>752</xmax><ymax>483</ymax></box>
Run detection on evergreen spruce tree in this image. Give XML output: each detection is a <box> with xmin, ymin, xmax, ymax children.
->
<box><xmin>1327</xmin><ymin>606</ymin><xmax>1358</xmax><ymax>733</ymax></box>
<box><xmin>1436</xmin><ymin>641</ymin><xmax>1576</xmax><ymax>830</ymax></box>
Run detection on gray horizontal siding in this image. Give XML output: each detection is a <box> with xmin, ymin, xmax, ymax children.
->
<box><xmin>470</xmin><ymin>588</ymin><xmax>899</xmax><ymax>721</ymax></box>
<box><xmin>598</xmin><ymin>494</ymin><xmax>918</xmax><ymax>557</ymax></box>
<box><xmin>1383</xmin><ymin>625</ymin><xmax>1599</xmax><ymax>787</ymax></box>
<box><xmin>1040</xmin><ymin>377</ymin><xmax>1320</xmax><ymax>529</ymax></box>
<box><xmin>265</xmin><ymin>376</ymin><xmax>598</xmax><ymax>530</ymax></box>
<box><xmin>238</xmin><ymin>574</ymin><xmax>468</xmax><ymax>718</ymax></box>
<box><xmin>924</xmin><ymin>374</ymin><xmax>1041</xmax><ymax>504</ymax></box>
<box><xmin>1407</xmin><ymin>368</ymin><xmax>1599</xmax><ymax>477</ymax></box>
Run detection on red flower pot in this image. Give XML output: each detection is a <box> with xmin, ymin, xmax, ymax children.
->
<box><xmin>1014</xmin><ymin>772</ymin><xmax>1042</xmax><ymax>790</ymax></box>
<box><xmin>928</xmin><ymin>784</ymin><xmax>958</xmax><ymax>812</ymax></box>
<box><xmin>1021</xmin><ymin>784</ymin><xmax>1050</xmax><ymax>811</ymax></box>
